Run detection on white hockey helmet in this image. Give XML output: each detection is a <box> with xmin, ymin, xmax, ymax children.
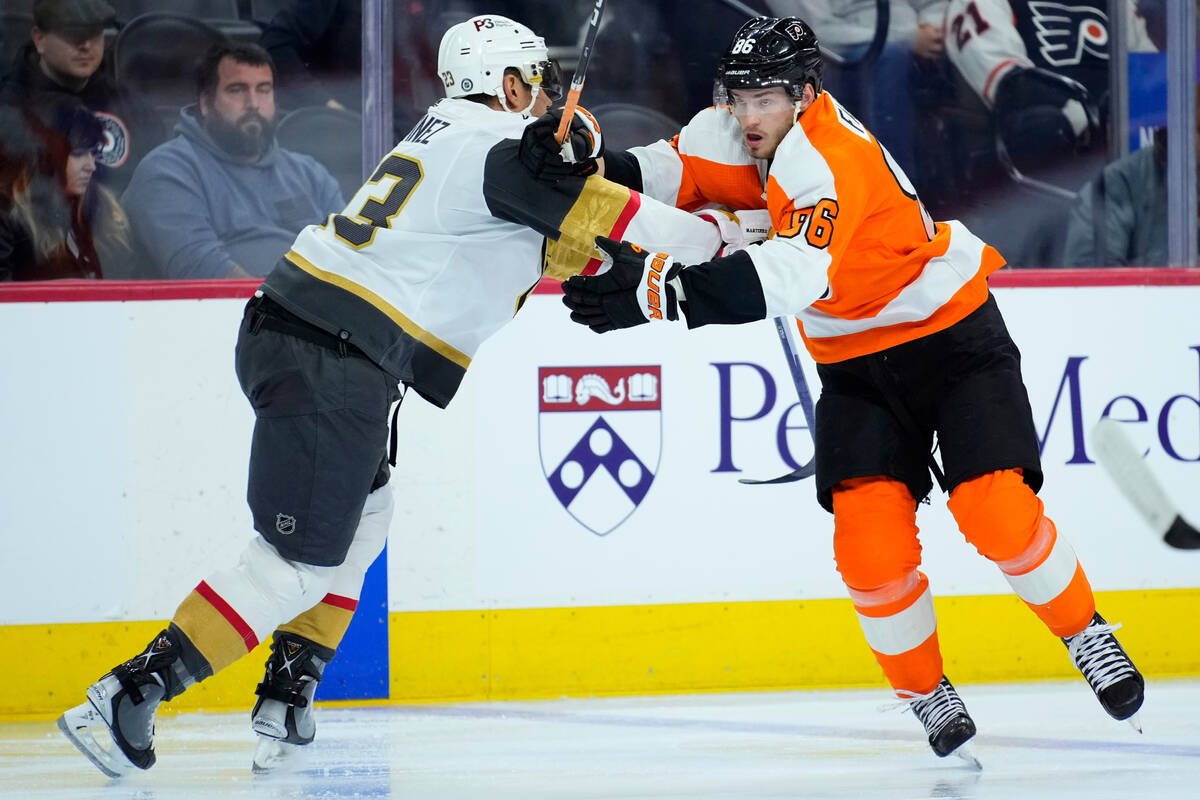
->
<box><xmin>437</xmin><ymin>15</ymin><xmax>561</xmax><ymax>112</ymax></box>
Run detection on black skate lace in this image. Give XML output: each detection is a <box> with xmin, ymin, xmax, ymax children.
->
<box><xmin>1067</xmin><ymin>620</ymin><xmax>1136</xmax><ymax>694</ymax></box>
<box><xmin>895</xmin><ymin>681</ymin><xmax>968</xmax><ymax>739</ymax></box>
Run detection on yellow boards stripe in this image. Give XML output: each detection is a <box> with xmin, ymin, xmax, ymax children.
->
<box><xmin>6</xmin><ymin>589</ymin><xmax>1199</xmax><ymax>717</ymax></box>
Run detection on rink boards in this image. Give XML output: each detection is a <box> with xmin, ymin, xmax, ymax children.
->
<box><xmin>1</xmin><ymin>274</ymin><xmax>1199</xmax><ymax>716</ymax></box>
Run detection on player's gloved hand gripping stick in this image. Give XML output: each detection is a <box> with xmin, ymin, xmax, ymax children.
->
<box><xmin>519</xmin><ymin>0</ymin><xmax>606</xmax><ymax>180</ymax></box>
<box><xmin>519</xmin><ymin>108</ymin><xmax>604</xmax><ymax>179</ymax></box>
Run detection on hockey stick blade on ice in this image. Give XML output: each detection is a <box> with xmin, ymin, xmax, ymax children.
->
<box><xmin>1091</xmin><ymin>416</ymin><xmax>1200</xmax><ymax>549</ymax></box>
<box><xmin>555</xmin><ymin>0</ymin><xmax>606</xmax><ymax>147</ymax></box>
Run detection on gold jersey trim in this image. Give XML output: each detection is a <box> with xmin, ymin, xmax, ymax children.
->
<box><xmin>543</xmin><ymin>176</ymin><xmax>637</xmax><ymax>281</ymax></box>
<box><xmin>285</xmin><ymin>250</ymin><xmax>471</xmax><ymax>369</ymax></box>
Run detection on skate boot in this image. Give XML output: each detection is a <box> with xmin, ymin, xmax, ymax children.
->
<box><xmin>57</xmin><ymin>628</ymin><xmax>195</xmax><ymax>777</ymax></box>
<box><xmin>1063</xmin><ymin>612</ymin><xmax>1144</xmax><ymax>730</ymax></box>
<box><xmin>250</xmin><ymin>632</ymin><xmax>332</xmax><ymax>773</ymax></box>
<box><xmin>903</xmin><ymin>676</ymin><xmax>981</xmax><ymax>768</ymax></box>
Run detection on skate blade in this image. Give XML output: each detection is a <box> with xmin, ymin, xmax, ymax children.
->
<box><xmin>951</xmin><ymin>743</ymin><xmax>983</xmax><ymax>771</ymax></box>
<box><xmin>1126</xmin><ymin>712</ymin><xmax>1143</xmax><ymax>734</ymax></box>
<box><xmin>57</xmin><ymin>703</ymin><xmax>136</xmax><ymax>779</ymax></box>
<box><xmin>252</xmin><ymin>735</ymin><xmax>301</xmax><ymax>774</ymax></box>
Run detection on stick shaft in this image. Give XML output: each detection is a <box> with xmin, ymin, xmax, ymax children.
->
<box><xmin>555</xmin><ymin>0</ymin><xmax>605</xmax><ymax>145</ymax></box>
<box><xmin>554</xmin><ymin>87</ymin><xmax>583</xmax><ymax>143</ymax></box>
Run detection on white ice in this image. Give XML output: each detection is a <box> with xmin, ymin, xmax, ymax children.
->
<box><xmin>3</xmin><ymin>680</ymin><xmax>1199</xmax><ymax>799</ymax></box>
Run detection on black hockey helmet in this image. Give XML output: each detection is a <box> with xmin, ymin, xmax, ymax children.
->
<box><xmin>714</xmin><ymin>17</ymin><xmax>823</xmax><ymax>107</ymax></box>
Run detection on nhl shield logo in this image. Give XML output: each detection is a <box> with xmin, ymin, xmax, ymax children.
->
<box><xmin>538</xmin><ymin>365</ymin><xmax>662</xmax><ymax>536</ymax></box>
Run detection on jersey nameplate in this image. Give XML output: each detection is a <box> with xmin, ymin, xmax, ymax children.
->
<box><xmin>403</xmin><ymin>115</ymin><xmax>452</xmax><ymax>145</ymax></box>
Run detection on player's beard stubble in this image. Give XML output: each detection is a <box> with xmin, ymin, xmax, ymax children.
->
<box><xmin>206</xmin><ymin>111</ymin><xmax>276</xmax><ymax>160</ymax></box>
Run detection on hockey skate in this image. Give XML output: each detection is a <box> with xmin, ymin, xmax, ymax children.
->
<box><xmin>57</xmin><ymin>629</ymin><xmax>190</xmax><ymax>777</ymax></box>
<box><xmin>900</xmin><ymin>676</ymin><xmax>982</xmax><ymax>769</ymax></box>
<box><xmin>250</xmin><ymin>632</ymin><xmax>331</xmax><ymax>773</ymax></box>
<box><xmin>1064</xmin><ymin>612</ymin><xmax>1145</xmax><ymax>731</ymax></box>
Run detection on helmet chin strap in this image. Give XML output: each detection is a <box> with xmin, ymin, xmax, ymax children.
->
<box><xmin>497</xmin><ymin>83</ymin><xmax>540</xmax><ymax>117</ymax></box>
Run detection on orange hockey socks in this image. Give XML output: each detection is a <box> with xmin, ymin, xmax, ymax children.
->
<box><xmin>948</xmin><ymin>469</ymin><xmax>1095</xmax><ymax>638</ymax></box>
<box><xmin>833</xmin><ymin>477</ymin><xmax>943</xmax><ymax>695</ymax></box>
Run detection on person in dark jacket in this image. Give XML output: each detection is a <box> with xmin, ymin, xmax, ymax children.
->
<box><xmin>1062</xmin><ymin>128</ymin><xmax>1169</xmax><ymax>267</ymax></box>
<box><xmin>0</xmin><ymin>0</ymin><xmax>165</xmax><ymax>194</ymax></box>
<box><xmin>257</xmin><ymin>0</ymin><xmax>362</xmax><ymax>112</ymax></box>
<box><xmin>121</xmin><ymin>42</ymin><xmax>343</xmax><ymax>279</ymax></box>
<box><xmin>0</xmin><ymin>103</ymin><xmax>135</xmax><ymax>280</ymax></box>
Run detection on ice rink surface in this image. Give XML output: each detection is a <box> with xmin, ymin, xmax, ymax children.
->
<box><xmin>3</xmin><ymin>680</ymin><xmax>1198</xmax><ymax>800</ymax></box>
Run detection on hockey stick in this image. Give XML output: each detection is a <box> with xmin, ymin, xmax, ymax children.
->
<box><xmin>739</xmin><ymin>316</ymin><xmax>817</xmax><ymax>485</ymax></box>
<box><xmin>1091</xmin><ymin>416</ymin><xmax>1200</xmax><ymax>549</ymax></box>
<box><xmin>554</xmin><ymin>0</ymin><xmax>606</xmax><ymax>147</ymax></box>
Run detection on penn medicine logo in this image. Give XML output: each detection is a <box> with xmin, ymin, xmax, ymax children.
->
<box><xmin>538</xmin><ymin>365</ymin><xmax>661</xmax><ymax>536</ymax></box>
<box><xmin>1028</xmin><ymin>2</ymin><xmax>1108</xmax><ymax>66</ymax></box>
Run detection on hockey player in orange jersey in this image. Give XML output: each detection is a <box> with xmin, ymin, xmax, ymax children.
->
<box><xmin>537</xmin><ymin>16</ymin><xmax>1146</xmax><ymax>763</ymax></box>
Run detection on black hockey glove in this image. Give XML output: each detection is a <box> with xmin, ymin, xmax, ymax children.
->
<box><xmin>518</xmin><ymin>107</ymin><xmax>604</xmax><ymax>181</ymax></box>
<box><xmin>993</xmin><ymin>67</ymin><xmax>1100</xmax><ymax>158</ymax></box>
<box><xmin>561</xmin><ymin>236</ymin><xmax>683</xmax><ymax>333</ymax></box>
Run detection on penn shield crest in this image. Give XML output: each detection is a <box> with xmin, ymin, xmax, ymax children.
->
<box><xmin>538</xmin><ymin>365</ymin><xmax>662</xmax><ymax>536</ymax></box>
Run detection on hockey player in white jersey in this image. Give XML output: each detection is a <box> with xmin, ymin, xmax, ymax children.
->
<box><xmin>55</xmin><ymin>13</ymin><xmax>760</xmax><ymax>778</ymax></box>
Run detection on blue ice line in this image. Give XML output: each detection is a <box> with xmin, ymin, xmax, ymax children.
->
<box><xmin>378</xmin><ymin>705</ymin><xmax>1200</xmax><ymax>759</ymax></box>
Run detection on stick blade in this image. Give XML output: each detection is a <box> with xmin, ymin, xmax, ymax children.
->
<box><xmin>1165</xmin><ymin>515</ymin><xmax>1200</xmax><ymax>550</ymax></box>
<box><xmin>1090</xmin><ymin>417</ymin><xmax>1176</xmax><ymax>536</ymax></box>
<box><xmin>737</xmin><ymin>460</ymin><xmax>815</xmax><ymax>485</ymax></box>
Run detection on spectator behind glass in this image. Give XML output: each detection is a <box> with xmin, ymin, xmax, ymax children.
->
<box><xmin>773</xmin><ymin>1</ymin><xmax>949</xmax><ymax>185</ymax></box>
<box><xmin>258</xmin><ymin>0</ymin><xmax>458</xmax><ymax>135</ymax></box>
<box><xmin>0</xmin><ymin>0</ymin><xmax>165</xmax><ymax>195</ymax></box>
<box><xmin>1063</xmin><ymin>85</ymin><xmax>1200</xmax><ymax>267</ymax></box>
<box><xmin>258</xmin><ymin>0</ymin><xmax>362</xmax><ymax>112</ymax></box>
<box><xmin>121</xmin><ymin>43</ymin><xmax>345</xmax><ymax>280</ymax></box>
<box><xmin>0</xmin><ymin>103</ymin><xmax>134</xmax><ymax>280</ymax></box>
<box><xmin>937</xmin><ymin>0</ymin><xmax>1157</xmax><ymax>267</ymax></box>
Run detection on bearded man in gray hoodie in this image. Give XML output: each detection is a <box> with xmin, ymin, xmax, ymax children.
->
<box><xmin>122</xmin><ymin>42</ymin><xmax>343</xmax><ymax>279</ymax></box>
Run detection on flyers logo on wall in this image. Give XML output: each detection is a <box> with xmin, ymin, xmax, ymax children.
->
<box><xmin>1028</xmin><ymin>1</ymin><xmax>1108</xmax><ymax>67</ymax></box>
<box><xmin>538</xmin><ymin>365</ymin><xmax>661</xmax><ymax>536</ymax></box>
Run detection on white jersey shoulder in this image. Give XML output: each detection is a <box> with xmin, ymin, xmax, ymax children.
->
<box><xmin>675</xmin><ymin>106</ymin><xmax>757</xmax><ymax>166</ymax></box>
<box><xmin>289</xmin><ymin>98</ymin><xmax>543</xmax><ymax>360</ymax></box>
<box><xmin>767</xmin><ymin>95</ymin><xmax>855</xmax><ymax>205</ymax></box>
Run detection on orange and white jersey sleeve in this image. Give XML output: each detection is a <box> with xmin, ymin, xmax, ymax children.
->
<box><xmin>737</xmin><ymin>116</ymin><xmax>864</xmax><ymax>317</ymax></box>
<box><xmin>628</xmin><ymin>107</ymin><xmax>768</xmax><ymax>212</ymax></box>
<box><xmin>675</xmin><ymin>92</ymin><xmax>1006</xmax><ymax>363</ymax></box>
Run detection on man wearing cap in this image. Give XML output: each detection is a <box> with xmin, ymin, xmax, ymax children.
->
<box><xmin>0</xmin><ymin>0</ymin><xmax>164</xmax><ymax>194</ymax></box>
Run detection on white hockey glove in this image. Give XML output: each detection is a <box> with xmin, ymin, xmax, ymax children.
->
<box><xmin>562</xmin><ymin>236</ymin><xmax>684</xmax><ymax>333</ymax></box>
<box><xmin>693</xmin><ymin>208</ymin><xmax>774</xmax><ymax>257</ymax></box>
